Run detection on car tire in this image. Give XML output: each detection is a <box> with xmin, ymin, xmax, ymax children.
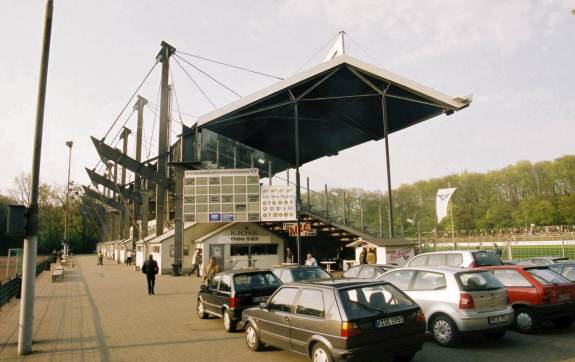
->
<box><xmin>223</xmin><ymin>310</ymin><xmax>237</xmax><ymax>332</ymax></box>
<box><xmin>431</xmin><ymin>315</ymin><xmax>461</xmax><ymax>347</ymax></box>
<box><xmin>484</xmin><ymin>331</ymin><xmax>506</xmax><ymax>340</ymax></box>
<box><xmin>311</xmin><ymin>342</ymin><xmax>334</xmax><ymax>362</ymax></box>
<box><xmin>197</xmin><ymin>299</ymin><xmax>208</xmax><ymax>319</ymax></box>
<box><xmin>551</xmin><ymin>317</ymin><xmax>573</xmax><ymax>329</ymax></box>
<box><xmin>245</xmin><ymin>322</ymin><xmax>263</xmax><ymax>351</ymax></box>
<box><xmin>514</xmin><ymin>307</ymin><xmax>540</xmax><ymax>334</ymax></box>
<box><xmin>393</xmin><ymin>352</ymin><xmax>416</xmax><ymax>362</ymax></box>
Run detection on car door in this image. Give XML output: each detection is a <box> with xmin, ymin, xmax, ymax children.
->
<box><xmin>205</xmin><ymin>275</ymin><xmax>222</xmax><ymax>315</ymax></box>
<box><xmin>289</xmin><ymin>288</ymin><xmax>326</xmax><ymax>355</ymax></box>
<box><xmin>217</xmin><ymin>275</ymin><xmax>232</xmax><ymax>310</ymax></box>
<box><xmin>405</xmin><ymin>271</ymin><xmax>449</xmax><ymax>317</ymax></box>
<box><xmin>258</xmin><ymin>287</ymin><xmax>299</xmax><ymax>351</ymax></box>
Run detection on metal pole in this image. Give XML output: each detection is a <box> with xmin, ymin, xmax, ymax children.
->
<box><xmin>294</xmin><ymin>102</ymin><xmax>302</xmax><ymax>265</ymax></box>
<box><xmin>324</xmin><ymin>184</ymin><xmax>328</xmax><ymax>217</ymax></box>
<box><xmin>19</xmin><ymin>0</ymin><xmax>53</xmax><ymax>355</ymax></box>
<box><xmin>378</xmin><ymin>205</ymin><xmax>383</xmax><ymax>238</ymax></box>
<box><xmin>449</xmin><ymin>182</ymin><xmax>456</xmax><ymax>249</ymax></box>
<box><xmin>134</xmin><ymin>96</ymin><xmax>146</xmax><ymax>247</ymax></box>
<box><xmin>156</xmin><ymin>41</ymin><xmax>175</xmax><ymax>237</ymax></box>
<box><xmin>306</xmin><ymin>177</ymin><xmax>310</xmax><ymax>209</ymax></box>
<box><xmin>381</xmin><ymin>96</ymin><xmax>394</xmax><ymax>237</ymax></box>
<box><xmin>268</xmin><ymin>161</ymin><xmax>272</xmax><ymax>186</ymax></box>
<box><xmin>63</xmin><ymin>141</ymin><xmax>73</xmax><ymax>257</ymax></box>
<box><xmin>233</xmin><ymin>142</ymin><xmax>237</xmax><ymax>168</ymax></box>
<box><xmin>342</xmin><ymin>191</ymin><xmax>347</xmax><ymax>225</ymax></box>
<box><xmin>286</xmin><ymin>169</ymin><xmax>290</xmax><ymax>186</ymax></box>
<box><xmin>360</xmin><ymin>198</ymin><xmax>364</xmax><ymax>232</ymax></box>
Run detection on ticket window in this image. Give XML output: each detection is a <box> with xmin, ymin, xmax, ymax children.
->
<box><xmin>230</xmin><ymin>244</ymin><xmax>278</xmax><ymax>269</ymax></box>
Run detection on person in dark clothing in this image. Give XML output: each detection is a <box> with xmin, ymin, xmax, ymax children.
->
<box><xmin>142</xmin><ymin>254</ymin><xmax>159</xmax><ymax>295</ymax></box>
<box><xmin>494</xmin><ymin>243</ymin><xmax>503</xmax><ymax>258</ymax></box>
<box><xmin>359</xmin><ymin>248</ymin><xmax>367</xmax><ymax>264</ymax></box>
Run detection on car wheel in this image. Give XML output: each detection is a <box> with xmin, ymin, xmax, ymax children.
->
<box><xmin>393</xmin><ymin>352</ymin><xmax>416</xmax><ymax>362</ymax></box>
<box><xmin>431</xmin><ymin>315</ymin><xmax>461</xmax><ymax>347</ymax></box>
<box><xmin>197</xmin><ymin>299</ymin><xmax>208</xmax><ymax>319</ymax></box>
<box><xmin>515</xmin><ymin>307</ymin><xmax>540</xmax><ymax>334</ymax></box>
<box><xmin>484</xmin><ymin>331</ymin><xmax>506</xmax><ymax>340</ymax></box>
<box><xmin>311</xmin><ymin>343</ymin><xmax>333</xmax><ymax>362</ymax></box>
<box><xmin>551</xmin><ymin>317</ymin><xmax>573</xmax><ymax>329</ymax></box>
<box><xmin>245</xmin><ymin>322</ymin><xmax>263</xmax><ymax>351</ymax></box>
<box><xmin>223</xmin><ymin>310</ymin><xmax>237</xmax><ymax>332</ymax></box>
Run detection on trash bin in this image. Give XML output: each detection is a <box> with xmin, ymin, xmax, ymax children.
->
<box><xmin>45</xmin><ymin>261</ymin><xmax>51</xmax><ymax>271</ymax></box>
<box><xmin>171</xmin><ymin>262</ymin><xmax>181</xmax><ymax>276</ymax></box>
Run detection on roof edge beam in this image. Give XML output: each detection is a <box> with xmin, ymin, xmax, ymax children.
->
<box><xmin>295</xmin><ymin>67</ymin><xmax>340</xmax><ymax>102</ymax></box>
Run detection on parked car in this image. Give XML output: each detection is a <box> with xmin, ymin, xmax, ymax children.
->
<box><xmin>549</xmin><ymin>263</ymin><xmax>575</xmax><ymax>281</ymax></box>
<box><xmin>479</xmin><ymin>265</ymin><xmax>575</xmax><ymax>333</ymax></box>
<box><xmin>342</xmin><ymin>264</ymin><xmax>397</xmax><ymax>280</ymax></box>
<box><xmin>242</xmin><ymin>279</ymin><xmax>426</xmax><ymax>362</ymax></box>
<box><xmin>517</xmin><ymin>257</ymin><xmax>570</xmax><ymax>266</ymax></box>
<box><xmin>378</xmin><ymin>266</ymin><xmax>513</xmax><ymax>346</ymax></box>
<box><xmin>271</xmin><ymin>265</ymin><xmax>332</xmax><ymax>283</ymax></box>
<box><xmin>197</xmin><ymin>269</ymin><xmax>281</xmax><ymax>332</ymax></box>
<box><xmin>405</xmin><ymin>250</ymin><xmax>503</xmax><ymax>268</ymax></box>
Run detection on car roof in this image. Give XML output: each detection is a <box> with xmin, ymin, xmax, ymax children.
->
<box><xmin>215</xmin><ymin>268</ymin><xmax>272</xmax><ymax>276</ymax></box>
<box><xmin>281</xmin><ymin>278</ymin><xmax>393</xmax><ymax>290</ymax></box>
<box><xmin>390</xmin><ymin>266</ymin><xmax>466</xmax><ymax>274</ymax></box>
<box><xmin>271</xmin><ymin>265</ymin><xmax>323</xmax><ymax>269</ymax></box>
<box><xmin>348</xmin><ymin>264</ymin><xmax>397</xmax><ymax>268</ymax></box>
<box><xmin>414</xmin><ymin>250</ymin><xmax>477</xmax><ymax>256</ymax></box>
<box><xmin>477</xmin><ymin>265</ymin><xmax>551</xmax><ymax>271</ymax></box>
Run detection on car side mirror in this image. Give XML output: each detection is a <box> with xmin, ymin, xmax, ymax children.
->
<box><xmin>259</xmin><ymin>302</ymin><xmax>268</xmax><ymax>310</ymax></box>
<box><xmin>200</xmin><ymin>284</ymin><xmax>207</xmax><ymax>291</ymax></box>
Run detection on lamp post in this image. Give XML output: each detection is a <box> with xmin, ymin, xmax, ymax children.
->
<box><xmin>63</xmin><ymin>140</ymin><xmax>73</xmax><ymax>257</ymax></box>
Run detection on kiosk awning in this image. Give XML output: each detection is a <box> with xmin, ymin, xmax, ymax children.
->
<box><xmin>197</xmin><ymin>54</ymin><xmax>470</xmax><ymax>166</ymax></box>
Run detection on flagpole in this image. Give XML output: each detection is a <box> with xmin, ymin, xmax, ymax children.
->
<box><xmin>448</xmin><ymin>182</ymin><xmax>456</xmax><ymax>249</ymax></box>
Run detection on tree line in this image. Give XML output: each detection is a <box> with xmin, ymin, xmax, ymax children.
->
<box><xmin>307</xmin><ymin>155</ymin><xmax>575</xmax><ymax>238</ymax></box>
<box><xmin>0</xmin><ymin>174</ymin><xmax>104</xmax><ymax>256</ymax></box>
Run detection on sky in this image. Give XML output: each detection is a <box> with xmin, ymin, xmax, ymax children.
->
<box><xmin>1</xmin><ymin>0</ymin><xmax>574</xmax><ymax>196</ymax></box>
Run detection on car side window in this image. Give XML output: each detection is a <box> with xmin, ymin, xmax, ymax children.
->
<box><xmin>380</xmin><ymin>270</ymin><xmax>415</xmax><ymax>290</ymax></box>
<box><xmin>209</xmin><ymin>275</ymin><xmax>221</xmax><ymax>290</ymax></box>
<box><xmin>409</xmin><ymin>255</ymin><xmax>428</xmax><ymax>266</ymax></box>
<box><xmin>343</xmin><ymin>266</ymin><xmax>360</xmax><ymax>278</ymax></box>
<box><xmin>272</xmin><ymin>269</ymin><xmax>282</xmax><ymax>280</ymax></box>
<box><xmin>220</xmin><ymin>275</ymin><xmax>232</xmax><ymax>293</ymax></box>
<box><xmin>358</xmin><ymin>266</ymin><xmax>375</xmax><ymax>279</ymax></box>
<box><xmin>412</xmin><ymin>271</ymin><xmax>446</xmax><ymax>291</ymax></box>
<box><xmin>269</xmin><ymin>288</ymin><xmax>299</xmax><ymax>313</ymax></box>
<box><xmin>295</xmin><ymin>289</ymin><xmax>325</xmax><ymax>318</ymax></box>
<box><xmin>446</xmin><ymin>254</ymin><xmax>463</xmax><ymax>267</ymax></box>
<box><xmin>562</xmin><ymin>266</ymin><xmax>575</xmax><ymax>281</ymax></box>
<box><xmin>427</xmin><ymin>254</ymin><xmax>444</xmax><ymax>266</ymax></box>
<box><xmin>492</xmin><ymin>270</ymin><xmax>532</xmax><ymax>287</ymax></box>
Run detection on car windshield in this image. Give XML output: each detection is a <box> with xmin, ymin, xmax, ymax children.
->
<box><xmin>338</xmin><ymin>283</ymin><xmax>415</xmax><ymax>319</ymax></box>
<box><xmin>473</xmin><ymin>251</ymin><xmax>503</xmax><ymax>266</ymax></box>
<box><xmin>457</xmin><ymin>271</ymin><xmax>504</xmax><ymax>291</ymax></box>
<box><xmin>291</xmin><ymin>268</ymin><xmax>331</xmax><ymax>281</ymax></box>
<box><xmin>233</xmin><ymin>272</ymin><xmax>281</xmax><ymax>291</ymax></box>
<box><xmin>527</xmin><ymin>267</ymin><xmax>571</xmax><ymax>285</ymax></box>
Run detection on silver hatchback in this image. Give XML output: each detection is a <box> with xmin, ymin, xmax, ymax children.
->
<box><xmin>378</xmin><ymin>266</ymin><xmax>514</xmax><ymax>347</ymax></box>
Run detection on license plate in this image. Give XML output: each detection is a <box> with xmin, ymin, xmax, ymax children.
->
<box><xmin>557</xmin><ymin>293</ymin><xmax>571</xmax><ymax>302</ymax></box>
<box><xmin>374</xmin><ymin>315</ymin><xmax>404</xmax><ymax>328</ymax></box>
<box><xmin>252</xmin><ymin>296</ymin><xmax>268</xmax><ymax>303</ymax></box>
<box><xmin>488</xmin><ymin>314</ymin><xmax>509</xmax><ymax>325</ymax></box>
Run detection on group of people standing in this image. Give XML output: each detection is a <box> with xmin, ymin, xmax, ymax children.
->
<box><xmin>358</xmin><ymin>247</ymin><xmax>377</xmax><ymax>264</ymax></box>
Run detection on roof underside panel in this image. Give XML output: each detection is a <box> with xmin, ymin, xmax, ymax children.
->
<box><xmin>200</xmin><ymin>57</ymin><xmax>468</xmax><ymax>167</ymax></box>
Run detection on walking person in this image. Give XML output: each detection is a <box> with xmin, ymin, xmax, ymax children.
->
<box><xmin>190</xmin><ymin>248</ymin><xmax>202</xmax><ymax>277</ymax></box>
<box><xmin>126</xmin><ymin>249</ymin><xmax>133</xmax><ymax>265</ymax></box>
<box><xmin>359</xmin><ymin>248</ymin><xmax>367</xmax><ymax>264</ymax></box>
<box><xmin>367</xmin><ymin>249</ymin><xmax>377</xmax><ymax>264</ymax></box>
<box><xmin>97</xmin><ymin>252</ymin><xmax>103</xmax><ymax>265</ymax></box>
<box><xmin>202</xmin><ymin>257</ymin><xmax>220</xmax><ymax>284</ymax></box>
<box><xmin>142</xmin><ymin>254</ymin><xmax>159</xmax><ymax>295</ymax></box>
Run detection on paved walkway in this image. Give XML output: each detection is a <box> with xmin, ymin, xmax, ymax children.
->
<box><xmin>0</xmin><ymin>255</ymin><xmax>301</xmax><ymax>362</ymax></box>
<box><xmin>2</xmin><ymin>256</ymin><xmax>575</xmax><ymax>362</ymax></box>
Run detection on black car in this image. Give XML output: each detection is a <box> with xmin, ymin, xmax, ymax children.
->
<box><xmin>272</xmin><ymin>265</ymin><xmax>332</xmax><ymax>283</ymax></box>
<box><xmin>197</xmin><ymin>269</ymin><xmax>281</xmax><ymax>332</ymax></box>
<box><xmin>242</xmin><ymin>279</ymin><xmax>425</xmax><ymax>361</ymax></box>
<box><xmin>342</xmin><ymin>264</ymin><xmax>397</xmax><ymax>280</ymax></box>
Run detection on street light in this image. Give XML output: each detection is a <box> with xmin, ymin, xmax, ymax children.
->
<box><xmin>63</xmin><ymin>141</ymin><xmax>73</xmax><ymax>258</ymax></box>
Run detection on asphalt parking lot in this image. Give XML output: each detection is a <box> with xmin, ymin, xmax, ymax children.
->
<box><xmin>195</xmin><ymin>302</ymin><xmax>575</xmax><ymax>362</ymax></box>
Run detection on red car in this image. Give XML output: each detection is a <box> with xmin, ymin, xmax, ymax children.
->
<box><xmin>478</xmin><ymin>265</ymin><xmax>575</xmax><ymax>333</ymax></box>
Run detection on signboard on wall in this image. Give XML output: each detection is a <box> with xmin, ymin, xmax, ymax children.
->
<box><xmin>284</xmin><ymin>222</ymin><xmax>317</xmax><ymax>237</ymax></box>
<box><xmin>260</xmin><ymin>185</ymin><xmax>296</xmax><ymax>222</ymax></box>
<box><xmin>386</xmin><ymin>247</ymin><xmax>414</xmax><ymax>266</ymax></box>
<box><xmin>183</xmin><ymin>168</ymin><xmax>261</xmax><ymax>223</ymax></box>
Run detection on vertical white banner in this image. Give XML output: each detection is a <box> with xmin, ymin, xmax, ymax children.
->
<box><xmin>436</xmin><ymin>188</ymin><xmax>456</xmax><ymax>223</ymax></box>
